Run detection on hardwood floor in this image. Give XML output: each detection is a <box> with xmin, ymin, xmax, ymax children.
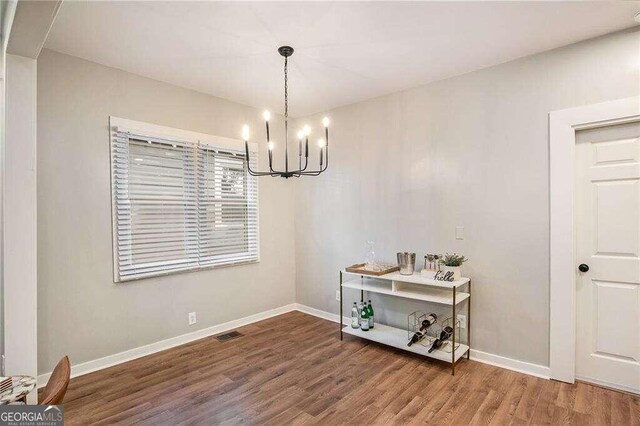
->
<box><xmin>62</xmin><ymin>311</ymin><xmax>639</xmax><ymax>425</ymax></box>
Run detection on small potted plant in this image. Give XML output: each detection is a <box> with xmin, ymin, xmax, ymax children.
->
<box><xmin>440</xmin><ymin>253</ymin><xmax>467</xmax><ymax>280</ymax></box>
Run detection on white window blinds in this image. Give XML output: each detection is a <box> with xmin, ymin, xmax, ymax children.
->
<box><xmin>111</xmin><ymin>124</ymin><xmax>259</xmax><ymax>282</ymax></box>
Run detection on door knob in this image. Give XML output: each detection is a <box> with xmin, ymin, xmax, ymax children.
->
<box><xmin>578</xmin><ymin>264</ymin><xmax>589</xmax><ymax>273</ymax></box>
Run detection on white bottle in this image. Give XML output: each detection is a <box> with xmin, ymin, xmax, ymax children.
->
<box><xmin>351</xmin><ymin>303</ymin><xmax>360</xmax><ymax>328</ymax></box>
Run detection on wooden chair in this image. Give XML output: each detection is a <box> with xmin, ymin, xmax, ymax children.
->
<box><xmin>39</xmin><ymin>356</ymin><xmax>70</xmax><ymax>405</ymax></box>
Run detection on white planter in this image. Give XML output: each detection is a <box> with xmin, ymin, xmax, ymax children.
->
<box><xmin>442</xmin><ymin>265</ymin><xmax>461</xmax><ymax>280</ymax></box>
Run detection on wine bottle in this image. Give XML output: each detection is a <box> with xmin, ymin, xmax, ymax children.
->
<box><xmin>428</xmin><ymin>326</ymin><xmax>454</xmax><ymax>353</ymax></box>
<box><xmin>367</xmin><ymin>300</ymin><xmax>374</xmax><ymax>328</ymax></box>
<box><xmin>351</xmin><ymin>302</ymin><xmax>359</xmax><ymax>329</ymax></box>
<box><xmin>407</xmin><ymin>330</ymin><xmax>425</xmax><ymax>347</ymax></box>
<box><xmin>360</xmin><ymin>304</ymin><xmax>370</xmax><ymax>331</ymax></box>
<box><xmin>419</xmin><ymin>313</ymin><xmax>437</xmax><ymax>332</ymax></box>
<box><xmin>408</xmin><ymin>313</ymin><xmax>437</xmax><ymax>346</ymax></box>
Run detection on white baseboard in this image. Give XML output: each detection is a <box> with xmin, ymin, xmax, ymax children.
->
<box><xmin>38</xmin><ymin>302</ymin><xmax>550</xmax><ymax>387</ymax></box>
<box><xmin>294</xmin><ymin>303</ymin><xmax>350</xmax><ymax>325</ymax></box>
<box><xmin>37</xmin><ymin>303</ymin><xmax>297</xmax><ymax>387</ymax></box>
<box><xmin>469</xmin><ymin>349</ymin><xmax>550</xmax><ymax>379</ymax></box>
<box><xmin>295</xmin><ymin>303</ymin><xmax>551</xmax><ymax>380</ymax></box>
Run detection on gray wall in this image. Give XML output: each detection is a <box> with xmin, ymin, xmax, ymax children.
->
<box><xmin>294</xmin><ymin>29</ymin><xmax>640</xmax><ymax>366</ymax></box>
<box><xmin>38</xmin><ymin>29</ymin><xmax>640</xmax><ymax>373</ymax></box>
<box><xmin>37</xmin><ymin>49</ymin><xmax>296</xmax><ymax>374</ymax></box>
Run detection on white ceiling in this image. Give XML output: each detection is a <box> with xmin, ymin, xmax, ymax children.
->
<box><xmin>45</xmin><ymin>1</ymin><xmax>640</xmax><ymax>117</ymax></box>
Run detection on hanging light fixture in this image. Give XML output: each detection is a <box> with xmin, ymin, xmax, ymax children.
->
<box><xmin>242</xmin><ymin>45</ymin><xmax>329</xmax><ymax>178</ymax></box>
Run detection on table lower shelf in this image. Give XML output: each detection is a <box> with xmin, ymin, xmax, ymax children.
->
<box><xmin>342</xmin><ymin>323</ymin><xmax>469</xmax><ymax>363</ymax></box>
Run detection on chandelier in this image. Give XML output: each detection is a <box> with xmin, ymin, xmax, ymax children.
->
<box><xmin>242</xmin><ymin>46</ymin><xmax>329</xmax><ymax>178</ymax></box>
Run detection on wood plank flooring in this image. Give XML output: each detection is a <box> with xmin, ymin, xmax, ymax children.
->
<box><xmin>61</xmin><ymin>311</ymin><xmax>639</xmax><ymax>425</ymax></box>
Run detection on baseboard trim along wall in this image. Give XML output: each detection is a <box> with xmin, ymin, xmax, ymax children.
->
<box><xmin>38</xmin><ymin>302</ymin><xmax>550</xmax><ymax>386</ymax></box>
<box><xmin>468</xmin><ymin>348</ymin><xmax>550</xmax><ymax>379</ymax></box>
<box><xmin>294</xmin><ymin>303</ymin><xmax>351</xmax><ymax>325</ymax></box>
<box><xmin>37</xmin><ymin>303</ymin><xmax>298</xmax><ymax>387</ymax></box>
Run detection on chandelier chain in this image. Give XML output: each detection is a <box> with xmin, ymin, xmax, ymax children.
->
<box><xmin>284</xmin><ymin>56</ymin><xmax>288</xmax><ymax>120</ymax></box>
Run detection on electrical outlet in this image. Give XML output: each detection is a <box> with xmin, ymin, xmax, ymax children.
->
<box><xmin>188</xmin><ymin>312</ymin><xmax>197</xmax><ymax>325</ymax></box>
<box><xmin>335</xmin><ymin>290</ymin><xmax>341</xmax><ymax>301</ymax></box>
<box><xmin>457</xmin><ymin>314</ymin><xmax>466</xmax><ymax>328</ymax></box>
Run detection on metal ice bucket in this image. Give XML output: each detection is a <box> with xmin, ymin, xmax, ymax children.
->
<box><xmin>397</xmin><ymin>252</ymin><xmax>416</xmax><ymax>275</ymax></box>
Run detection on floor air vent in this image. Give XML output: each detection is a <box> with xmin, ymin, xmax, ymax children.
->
<box><xmin>215</xmin><ymin>331</ymin><xmax>244</xmax><ymax>342</ymax></box>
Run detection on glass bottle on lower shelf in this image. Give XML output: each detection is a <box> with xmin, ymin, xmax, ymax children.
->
<box><xmin>367</xmin><ymin>300</ymin><xmax>374</xmax><ymax>329</ymax></box>
<box><xmin>360</xmin><ymin>305</ymin><xmax>370</xmax><ymax>331</ymax></box>
<box><xmin>351</xmin><ymin>303</ymin><xmax>359</xmax><ymax>329</ymax></box>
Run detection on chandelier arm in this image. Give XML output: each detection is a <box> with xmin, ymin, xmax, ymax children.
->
<box><xmin>297</xmin><ymin>167</ymin><xmax>325</xmax><ymax>176</ymax></box>
<box><xmin>322</xmin><ymin>145</ymin><xmax>328</xmax><ymax>172</ymax></box>
<box><xmin>245</xmin><ymin>144</ymin><xmax>282</xmax><ymax>176</ymax></box>
<box><xmin>288</xmin><ymin>153</ymin><xmax>309</xmax><ymax>175</ymax></box>
<box><xmin>267</xmin><ymin>154</ymin><xmax>287</xmax><ymax>174</ymax></box>
<box><xmin>284</xmin><ymin>137</ymin><xmax>311</xmax><ymax>175</ymax></box>
<box><xmin>295</xmin><ymin>143</ymin><xmax>328</xmax><ymax>175</ymax></box>
<box><xmin>247</xmin><ymin>168</ymin><xmax>278</xmax><ymax>177</ymax></box>
<box><xmin>324</xmin><ymin>128</ymin><xmax>329</xmax><ymax>171</ymax></box>
<box><xmin>298</xmin><ymin>170</ymin><xmax>324</xmax><ymax>176</ymax></box>
<box><xmin>295</xmin><ymin>168</ymin><xmax>323</xmax><ymax>176</ymax></box>
<box><xmin>246</xmin><ymin>163</ymin><xmax>278</xmax><ymax>176</ymax></box>
<box><xmin>297</xmin><ymin>165</ymin><xmax>325</xmax><ymax>176</ymax></box>
<box><xmin>269</xmin><ymin>151</ymin><xmax>276</xmax><ymax>173</ymax></box>
<box><xmin>301</xmin><ymin>154</ymin><xmax>309</xmax><ymax>172</ymax></box>
<box><xmin>245</xmin><ymin>143</ymin><xmax>258</xmax><ymax>176</ymax></box>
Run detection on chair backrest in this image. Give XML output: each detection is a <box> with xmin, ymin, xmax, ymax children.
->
<box><xmin>39</xmin><ymin>356</ymin><xmax>70</xmax><ymax>405</ymax></box>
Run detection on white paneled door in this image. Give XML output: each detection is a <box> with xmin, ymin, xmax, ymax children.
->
<box><xmin>575</xmin><ymin>121</ymin><xmax>640</xmax><ymax>394</ymax></box>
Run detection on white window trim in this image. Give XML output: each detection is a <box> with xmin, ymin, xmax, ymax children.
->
<box><xmin>109</xmin><ymin>116</ymin><xmax>260</xmax><ymax>282</ymax></box>
<box><xmin>549</xmin><ymin>97</ymin><xmax>640</xmax><ymax>383</ymax></box>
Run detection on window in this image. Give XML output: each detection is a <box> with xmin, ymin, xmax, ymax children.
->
<box><xmin>110</xmin><ymin>118</ymin><xmax>259</xmax><ymax>282</ymax></box>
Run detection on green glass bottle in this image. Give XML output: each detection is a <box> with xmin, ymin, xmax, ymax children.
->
<box><xmin>360</xmin><ymin>303</ymin><xmax>370</xmax><ymax>331</ymax></box>
<box><xmin>367</xmin><ymin>300</ymin><xmax>374</xmax><ymax>329</ymax></box>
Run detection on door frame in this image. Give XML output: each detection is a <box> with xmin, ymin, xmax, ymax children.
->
<box><xmin>550</xmin><ymin>96</ymin><xmax>640</xmax><ymax>383</ymax></box>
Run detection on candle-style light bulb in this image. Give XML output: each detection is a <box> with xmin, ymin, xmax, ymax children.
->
<box><xmin>322</xmin><ymin>117</ymin><xmax>330</xmax><ymax>127</ymax></box>
<box><xmin>242</xmin><ymin>125</ymin><xmax>250</xmax><ymax>141</ymax></box>
<box><xmin>263</xmin><ymin>110</ymin><xmax>271</xmax><ymax>122</ymax></box>
<box><xmin>268</xmin><ymin>141</ymin><xmax>275</xmax><ymax>151</ymax></box>
<box><xmin>303</xmin><ymin>125</ymin><xmax>311</xmax><ymax>136</ymax></box>
<box><xmin>317</xmin><ymin>138</ymin><xmax>326</xmax><ymax>148</ymax></box>
<box><xmin>297</xmin><ymin>130</ymin><xmax>304</xmax><ymax>140</ymax></box>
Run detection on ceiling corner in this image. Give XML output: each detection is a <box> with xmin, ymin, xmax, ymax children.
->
<box><xmin>7</xmin><ymin>0</ymin><xmax>62</xmax><ymax>59</ymax></box>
